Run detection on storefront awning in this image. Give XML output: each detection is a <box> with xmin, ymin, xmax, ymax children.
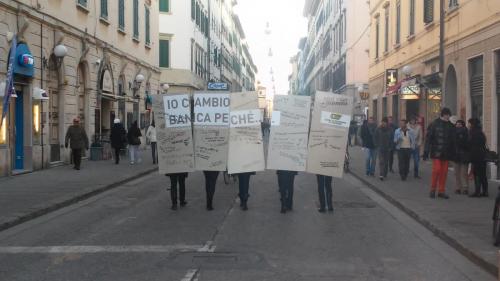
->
<box><xmin>421</xmin><ymin>72</ymin><xmax>442</xmax><ymax>100</ymax></box>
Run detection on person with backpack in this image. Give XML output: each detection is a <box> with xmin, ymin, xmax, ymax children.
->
<box><xmin>127</xmin><ymin>121</ymin><xmax>142</xmax><ymax>165</ymax></box>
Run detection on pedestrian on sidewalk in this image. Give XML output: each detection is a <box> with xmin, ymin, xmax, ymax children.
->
<box><xmin>166</xmin><ymin>173</ymin><xmax>188</xmax><ymax>210</ymax></box>
<box><xmin>394</xmin><ymin>119</ymin><xmax>416</xmax><ymax>181</ymax></box>
<box><xmin>127</xmin><ymin>121</ymin><xmax>142</xmax><ymax>165</ymax></box>
<box><xmin>409</xmin><ymin>117</ymin><xmax>422</xmax><ymax>178</ymax></box>
<box><xmin>424</xmin><ymin>108</ymin><xmax>455</xmax><ymax>199</ymax></box>
<box><xmin>348</xmin><ymin>120</ymin><xmax>358</xmax><ymax>146</ymax></box>
<box><xmin>64</xmin><ymin>117</ymin><xmax>89</xmax><ymax>170</ymax></box>
<box><xmin>374</xmin><ymin>117</ymin><xmax>392</xmax><ymax>181</ymax></box>
<box><xmin>317</xmin><ymin>174</ymin><xmax>333</xmax><ymax>213</ymax></box>
<box><xmin>387</xmin><ymin>116</ymin><xmax>397</xmax><ymax>173</ymax></box>
<box><xmin>468</xmin><ymin>118</ymin><xmax>489</xmax><ymax>197</ymax></box>
<box><xmin>203</xmin><ymin>171</ymin><xmax>219</xmax><ymax>211</ymax></box>
<box><xmin>110</xmin><ymin>118</ymin><xmax>127</xmax><ymax>165</ymax></box>
<box><xmin>146</xmin><ymin>121</ymin><xmax>158</xmax><ymax>164</ymax></box>
<box><xmin>453</xmin><ymin>119</ymin><xmax>470</xmax><ymax>195</ymax></box>
<box><xmin>361</xmin><ymin>117</ymin><xmax>377</xmax><ymax>176</ymax></box>
<box><xmin>237</xmin><ymin>172</ymin><xmax>256</xmax><ymax>211</ymax></box>
<box><xmin>277</xmin><ymin>170</ymin><xmax>297</xmax><ymax>213</ymax></box>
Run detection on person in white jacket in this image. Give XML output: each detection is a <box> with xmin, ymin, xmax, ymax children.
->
<box><xmin>146</xmin><ymin>121</ymin><xmax>158</xmax><ymax>164</ymax></box>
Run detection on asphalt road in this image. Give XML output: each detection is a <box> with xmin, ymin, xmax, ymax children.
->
<box><xmin>0</xmin><ymin>171</ymin><xmax>494</xmax><ymax>281</ymax></box>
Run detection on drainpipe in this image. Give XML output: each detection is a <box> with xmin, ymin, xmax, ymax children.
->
<box><xmin>40</xmin><ymin>21</ymin><xmax>44</xmax><ymax>169</ymax></box>
<box><xmin>439</xmin><ymin>0</ymin><xmax>445</xmax><ymax>106</ymax></box>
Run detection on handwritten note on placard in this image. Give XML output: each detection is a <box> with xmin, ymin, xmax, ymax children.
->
<box><xmin>227</xmin><ymin>92</ymin><xmax>265</xmax><ymax>174</ymax></box>
<box><xmin>193</xmin><ymin>92</ymin><xmax>230</xmax><ymax>171</ymax></box>
<box><xmin>267</xmin><ymin>95</ymin><xmax>311</xmax><ymax>172</ymax></box>
<box><xmin>306</xmin><ymin>92</ymin><xmax>353</xmax><ymax>178</ymax></box>
<box><xmin>154</xmin><ymin>94</ymin><xmax>195</xmax><ymax>174</ymax></box>
<box><xmin>164</xmin><ymin>95</ymin><xmax>191</xmax><ymax>128</ymax></box>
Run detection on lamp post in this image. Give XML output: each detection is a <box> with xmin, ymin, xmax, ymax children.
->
<box><xmin>402</xmin><ymin>65</ymin><xmax>412</xmax><ymax>78</ymax></box>
<box><xmin>161</xmin><ymin>83</ymin><xmax>170</xmax><ymax>94</ymax></box>
<box><xmin>132</xmin><ymin>74</ymin><xmax>144</xmax><ymax>124</ymax></box>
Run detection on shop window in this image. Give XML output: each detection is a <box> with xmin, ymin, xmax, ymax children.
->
<box><xmin>0</xmin><ymin>104</ymin><xmax>6</xmax><ymax>145</ymax></box>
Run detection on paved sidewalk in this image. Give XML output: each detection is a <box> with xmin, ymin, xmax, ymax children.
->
<box><xmin>0</xmin><ymin>149</ymin><xmax>157</xmax><ymax>232</ymax></box>
<box><xmin>348</xmin><ymin>146</ymin><xmax>499</xmax><ymax>276</ymax></box>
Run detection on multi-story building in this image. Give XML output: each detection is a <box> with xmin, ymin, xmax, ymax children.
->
<box><xmin>158</xmin><ymin>0</ymin><xmax>256</xmax><ymax>93</ymax></box>
<box><xmin>296</xmin><ymin>0</ymin><xmax>370</xmax><ymax>115</ymax></box>
<box><xmin>368</xmin><ymin>0</ymin><xmax>500</xmax><ymax>179</ymax></box>
<box><xmin>0</xmin><ymin>0</ymin><xmax>160</xmax><ymax>176</ymax></box>
<box><xmin>288</xmin><ymin>54</ymin><xmax>299</xmax><ymax>95</ymax></box>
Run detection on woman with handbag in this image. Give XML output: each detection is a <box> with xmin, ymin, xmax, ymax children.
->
<box><xmin>127</xmin><ymin>121</ymin><xmax>142</xmax><ymax>165</ymax></box>
<box><xmin>468</xmin><ymin>118</ymin><xmax>488</xmax><ymax>197</ymax></box>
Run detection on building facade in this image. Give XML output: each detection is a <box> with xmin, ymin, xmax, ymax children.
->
<box><xmin>158</xmin><ymin>0</ymin><xmax>257</xmax><ymax>94</ymax></box>
<box><xmin>368</xmin><ymin>0</ymin><xmax>500</xmax><ymax>179</ymax></box>
<box><xmin>295</xmin><ymin>0</ymin><xmax>370</xmax><ymax>116</ymax></box>
<box><xmin>0</xmin><ymin>0</ymin><xmax>160</xmax><ymax>176</ymax></box>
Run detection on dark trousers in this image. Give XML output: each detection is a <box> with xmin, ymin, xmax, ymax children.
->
<box><xmin>378</xmin><ymin>150</ymin><xmax>390</xmax><ymax>177</ymax></box>
<box><xmin>114</xmin><ymin>148</ymin><xmax>121</xmax><ymax>164</ymax></box>
<box><xmin>72</xmin><ymin>149</ymin><xmax>82</xmax><ymax>169</ymax></box>
<box><xmin>397</xmin><ymin>148</ymin><xmax>412</xmax><ymax>179</ymax></box>
<box><xmin>238</xmin><ymin>173</ymin><xmax>253</xmax><ymax>203</ymax></box>
<box><xmin>317</xmin><ymin>175</ymin><xmax>333</xmax><ymax>210</ymax></box>
<box><xmin>389</xmin><ymin>149</ymin><xmax>395</xmax><ymax>171</ymax></box>
<box><xmin>169</xmin><ymin>174</ymin><xmax>186</xmax><ymax>206</ymax></box>
<box><xmin>277</xmin><ymin>171</ymin><xmax>296</xmax><ymax>210</ymax></box>
<box><xmin>151</xmin><ymin>142</ymin><xmax>158</xmax><ymax>164</ymax></box>
<box><xmin>472</xmin><ymin>161</ymin><xmax>488</xmax><ymax>195</ymax></box>
<box><xmin>203</xmin><ymin>171</ymin><xmax>219</xmax><ymax>208</ymax></box>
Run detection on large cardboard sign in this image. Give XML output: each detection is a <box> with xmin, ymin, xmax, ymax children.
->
<box><xmin>193</xmin><ymin>92</ymin><xmax>230</xmax><ymax>171</ymax></box>
<box><xmin>153</xmin><ymin>94</ymin><xmax>195</xmax><ymax>174</ymax></box>
<box><xmin>306</xmin><ymin>91</ymin><xmax>353</xmax><ymax>178</ymax></box>
<box><xmin>267</xmin><ymin>95</ymin><xmax>311</xmax><ymax>172</ymax></box>
<box><xmin>227</xmin><ymin>92</ymin><xmax>265</xmax><ymax>174</ymax></box>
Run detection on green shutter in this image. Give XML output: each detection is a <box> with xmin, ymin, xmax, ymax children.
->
<box><xmin>118</xmin><ymin>0</ymin><xmax>125</xmax><ymax>30</ymax></box>
<box><xmin>133</xmin><ymin>0</ymin><xmax>139</xmax><ymax>38</ymax></box>
<box><xmin>191</xmin><ymin>0</ymin><xmax>195</xmax><ymax>20</ymax></box>
<box><xmin>424</xmin><ymin>0</ymin><xmax>434</xmax><ymax>23</ymax></box>
<box><xmin>159</xmin><ymin>40</ymin><xmax>170</xmax><ymax>68</ymax></box>
<box><xmin>145</xmin><ymin>8</ymin><xmax>150</xmax><ymax>44</ymax></box>
<box><xmin>101</xmin><ymin>0</ymin><xmax>108</xmax><ymax>19</ymax></box>
<box><xmin>160</xmin><ymin>0</ymin><xmax>169</xmax><ymax>12</ymax></box>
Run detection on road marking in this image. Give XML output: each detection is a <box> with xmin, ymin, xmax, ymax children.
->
<box><xmin>0</xmin><ymin>244</ymin><xmax>204</xmax><ymax>254</ymax></box>
<box><xmin>197</xmin><ymin>240</ymin><xmax>216</xmax><ymax>253</ymax></box>
<box><xmin>180</xmin><ymin>269</ymin><xmax>199</xmax><ymax>281</ymax></box>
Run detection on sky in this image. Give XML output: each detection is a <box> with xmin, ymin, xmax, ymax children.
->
<box><xmin>234</xmin><ymin>0</ymin><xmax>307</xmax><ymax>97</ymax></box>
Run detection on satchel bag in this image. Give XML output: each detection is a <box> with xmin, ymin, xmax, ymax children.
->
<box><xmin>485</xmin><ymin>146</ymin><xmax>499</xmax><ymax>165</ymax></box>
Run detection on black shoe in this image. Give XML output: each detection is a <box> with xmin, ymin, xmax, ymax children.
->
<box><xmin>206</xmin><ymin>206</ymin><xmax>214</xmax><ymax>211</ymax></box>
<box><xmin>481</xmin><ymin>193</ymin><xmax>489</xmax><ymax>198</ymax></box>
<box><xmin>280</xmin><ymin>207</ymin><xmax>286</xmax><ymax>214</ymax></box>
<box><xmin>180</xmin><ymin>201</ymin><xmax>187</xmax><ymax>207</ymax></box>
<box><xmin>318</xmin><ymin>208</ymin><xmax>326</xmax><ymax>213</ymax></box>
<box><xmin>328</xmin><ymin>207</ymin><xmax>334</xmax><ymax>212</ymax></box>
<box><xmin>469</xmin><ymin>193</ymin><xmax>480</xmax><ymax>198</ymax></box>
<box><xmin>171</xmin><ymin>205</ymin><xmax>178</xmax><ymax>210</ymax></box>
<box><xmin>430</xmin><ymin>191</ymin><xmax>436</xmax><ymax>198</ymax></box>
<box><xmin>379</xmin><ymin>176</ymin><xmax>384</xmax><ymax>181</ymax></box>
<box><xmin>241</xmin><ymin>202</ymin><xmax>248</xmax><ymax>211</ymax></box>
<box><xmin>437</xmin><ymin>193</ymin><xmax>449</xmax><ymax>199</ymax></box>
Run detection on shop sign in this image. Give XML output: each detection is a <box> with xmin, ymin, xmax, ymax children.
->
<box><xmin>207</xmin><ymin>82</ymin><xmax>228</xmax><ymax>91</ymax></box>
<box><xmin>400</xmin><ymin>78</ymin><xmax>420</xmax><ymax>100</ymax></box>
<box><xmin>13</xmin><ymin>43</ymin><xmax>34</xmax><ymax>78</ymax></box>
<box><xmin>386</xmin><ymin>69</ymin><xmax>398</xmax><ymax>89</ymax></box>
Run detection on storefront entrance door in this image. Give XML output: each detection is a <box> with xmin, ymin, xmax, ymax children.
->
<box><xmin>14</xmin><ymin>90</ymin><xmax>24</xmax><ymax>170</ymax></box>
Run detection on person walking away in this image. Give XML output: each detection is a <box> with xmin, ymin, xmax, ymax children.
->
<box><xmin>424</xmin><ymin>108</ymin><xmax>455</xmax><ymax>199</ymax></box>
<box><xmin>237</xmin><ymin>172</ymin><xmax>256</xmax><ymax>211</ymax></box>
<box><xmin>277</xmin><ymin>170</ymin><xmax>297</xmax><ymax>213</ymax></box>
<box><xmin>387</xmin><ymin>116</ymin><xmax>397</xmax><ymax>173</ymax></box>
<box><xmin>110</xmin><ymin>118</ymin><xmax>127</xmax><ymax>164</ymax></box>
<box><xmin>317</xmin><ymin>175</ymin><xmax>333</xmax><ymax>213</ymax></box>
<box><xmin>348</xmin><ymin>120</ymin><xmax>358</xmax><ymax>146</ymax></box>
<box><xmin>166</xmin><ymin>173</ymin><xmax>188</xmax><ymax>210</ymax></box>
<box><xmin>468</xmin><ymin>118</ymin><xmax>489</xmax><ymax>197</ymax></box>
<box><xmin>203</xmin><ymin>171</ymin><xmax>219</xmax><ymax>211</ymax></box>
<box><xmin>65</xmin><ymin>118</ymin><xmax>89</xmax><ymax>170</ymax></box>
<box><xmin>374</xmin><ymin>117</ymin><xmax>392</xmax><ymax>181</ymax></box>
<box><xmin>453</xmin><ymin>120</ymin><xmax>469</xmax><ymax>194</ymax></box>
<box><xmin>146</xmin><ymin>121</ymin><xmax>158</xmax><ymax>164</ymax></box>
<box><xmin>361</xmin><ymin>117</ymin><xmax>377</xmax><ymax>176</ymax></box>
<box><xmin>394</xmin><ymin>119</ymin><xmax>415</xmax><ymax>181</ymax></box>
<box><xmin>409</xmin><ymin>117</ymin><xmax>422</xmax><ymax>178</ymax></box>
<box><xmin>127</xmin><ymin>121</ymin><xmax>142</xmax><ymax>164</ymax></box>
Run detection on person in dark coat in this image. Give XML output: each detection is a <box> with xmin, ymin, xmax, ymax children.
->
<box><xmin>166</xmin><ymin>173</ymin><xmax>188</xmax><ymax>210</ymax></box>
<box><xmin>374</xmin><ymin>117</ymin><xmax>392</xmax><ymax>181</ymax></box>
<box><xmin>127</xmin><ymin>121</ymin><xmax>142</xmax><ymax>164</ymax></box>
<box><xmin>348</xmin><ymin>120</ymin><xmax>358</xmax><ymax>146</ymax></box>
<box><xmin>237</xmin><ymin>172</ymin><xmax>256</xmax><ymax>211</ymax></box>
<box><xmin>110</xmin><ymin>118</ymin><xmax>127</xmax><ymax>164</ymax></box>
<box><xmin>387</xmin><ymin>116</ymin><xmax>397</xmax><ymax>173</ymax></box>
<box><xmin>453</xmin><ymin>120</ymin><xmax>469</xmax><ymax>194</ymax></box>
<box><xmin>203</xmin><ymin>171</ymin><xmax>219</xmax><ymax>211</ymax></box>
<box><xmin>424</xmin><ymin>108</ymin><xmax>456</xmax><ymax>199</ymax></box>
<box><xmin>361</xmin><ymin>117</ymin><xmax>377</xmax><ymax>176</ymax></box>
<box><xmin>317</xmin><ymin>174</ymin><xmax>333</xmax><ymax>213</ymax></box>
<box><xmin>277</xmin><ymin>170</ymin><xmax>297</xmax><ymax>213</ymax></box>
<box><xmin>468</xmin><ymin>118</ymin><xmax>489</xmax><ymax>197</ymax></box>
<box><xmin>65</xmin><ymin>117</ymin><xmax>89</xmax><ymax>170</ymax></box>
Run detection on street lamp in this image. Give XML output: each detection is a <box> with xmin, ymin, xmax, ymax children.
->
<box><xmin>402</xmin><ymin>65</ymin><xmax>412</xmax><ymax>77</ymax></box>
<box><xmin>161</xmin><ymin>83</ymin><xmax>170</xmax><ymax>93</ymax></box>
<box><xmin>133</xmin><ymin>74</ymin><xmax>145</xmax><ymax>98</ymax></box>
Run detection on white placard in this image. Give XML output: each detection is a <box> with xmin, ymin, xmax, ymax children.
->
<box><xmin>271</xmin><ymin>111</ymin><xmax>281</xmax><ymax>126</ymax></box>
<box><xmin>320</xmin><ymin>111</ymin><xmax>351</xmax><ymax>128</ymax></box>
<box><xmin>163</xmin><ymin>95</ymin><xmax>191</xmax><ymax>128</ymax></box>
<box><xmin>193</xmin><ymin>93</ymin><xmax>230</xmax><ymax>126</ymax></box>
<box><xmin>229</xmin><ymin>109</ymin><xmax>261</xmax><ymax>128</ymax></box>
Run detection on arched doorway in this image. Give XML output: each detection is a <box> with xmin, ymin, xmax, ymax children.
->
<box><xmin>444</xmin><ymin>65</ymin><xmax>458</xmax><ymax>116</ymax></box>
<box><xmin>97</xmin><ymin>66</ymin><xmax>115</xmax><ymax>138</ymax></box>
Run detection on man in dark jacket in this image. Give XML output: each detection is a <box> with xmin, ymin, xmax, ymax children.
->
<box><xmin>361</xmin><ymin>117</ymin><xmax>377</xmax><ymax>176</ymax></box>
<box><xmin>374</xmin><ymin>117</ymin><xmax>392</xmax><ymax>181</ymax></box>
<box><xmin>424</xmin><ymin>108</ymin><xmax>455</xmax><ymax>199</ymax></box>
<box><xmin>387</xmin><ymin>116</ymin><xmax>397</xmax><ymax>173</ymax></box>
<box><xmin>65</xmin><ymin>118</ymin><xmax>89</xmax><ymax>170</ymax></box>
<box><xmin>110</xmin><ymin>118</ymin><xmax>127</xmax><ymax>164</ymax></box>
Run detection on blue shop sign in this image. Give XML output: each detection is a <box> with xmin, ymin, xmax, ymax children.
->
<box><xmin>11</xmin><ymin>43</ymin><xmax>35</xmax><ymax>78</ymax></box>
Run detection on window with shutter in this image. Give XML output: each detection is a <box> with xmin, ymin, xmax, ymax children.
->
<box><xmin>191</xmin><ymin>0</ymin><xmax>195</xmax><ymax>20</ymax></box>
<box><xmin>375</xmin><ymin>18</ymin><xmax>379</xmax><ymax>59</ymax></box>
<box><xmin>118</xmin><ymin>0</ymin><xmax>125</xmax><ymax>30</ymax></box>
<box><xmin>469</xmin><ymin>56</ymin><xmax>484</xmax><ymax>121</ymax></box>
<box><xmin>384</xmin><ymin>8</ymin><xmax>389</xmax><ymax>53</ymax></box>
<box><xmin>78</xmin><ymin>0</ymin><xmax>87</xmax><ymax>7</ymax></box>
<box><xmin>145</xmin><ymin>8</ymin><xmax>150</xmax><ymax>45</ymax></box>
<box><xmin>424</xmin><ymin>0</ymin><xmax>434</xmax><ymax>24</ymax></box>
<box><xmin>159</xmin><ymin>0</ymin><xmax>169</xmax><ymax>12</ymax></box>
<box><xmin>396</xmin><ymin>1</ymin><xmax>401</xmax><ymax>44</ymax></box>
<box><xmin>133</xmin><ymin>0</ymin><xmax>139</xmax><ymax>39</ymax></box>
<box><xmin>159</xmin><ymin>39</ymin><xmax>170</xmax><ymax>68</ymax></box>
<box><xmin>409</xmin><ymin>0</ymin><xmax>415</xmax><ymax>35</ymax></box>
<box><xmin>100</xmin><ymin>0</ymin><xmax>108</xmax><ymax>19</ymax></box>
<box><xmin>196</xmin><ymin>3</ymin><xmax>200</xmax><ymax>26</ymax></box>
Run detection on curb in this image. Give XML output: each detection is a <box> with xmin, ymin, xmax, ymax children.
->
<box><xmin>0</xmin><ymin>167</ymin><xmax>158</xmax><ymax>233</ymax></box>
<box><xmin>349</xmin><ymin>169</ymin><xmax>498</xmax><ymax>277</ymax></box>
